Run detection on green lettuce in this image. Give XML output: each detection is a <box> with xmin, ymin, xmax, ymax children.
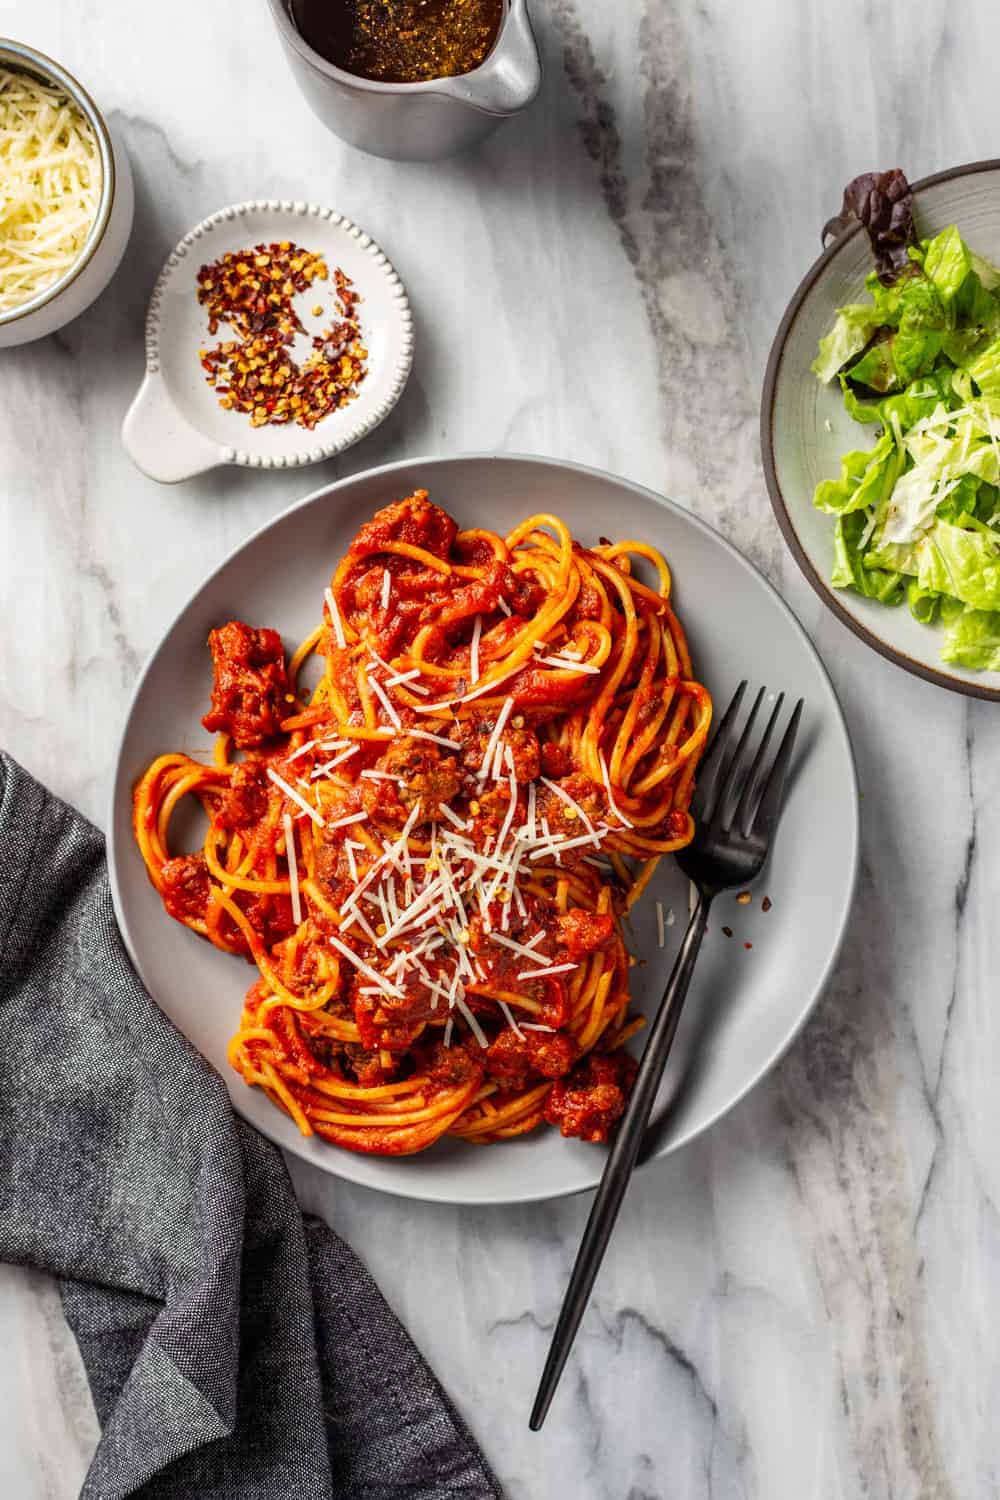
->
<box><xmin>811</xmin><ymin>304</ymin><xmax>882</xmax><ymax>382</ymax></box>
<box><xmin>941</xmin><ymin>606</ymin><xmax>1000</xmax><ymax>669</ymax></box>
<box><xmin>907</xmin><ymin>579</ymin><xmax>942</xmax><ymax>623</ymax></box>
<box><xmin>967</xmin><ymin>337</ymin><xmax>1000</xmax><ymax>394</ymax></box>
<box><xmin>915</xmin><ymin>519</ymin><xmax>1000</xmax><ymax>611</ymax></box>
<box><xmin>840</xmin><ymin>369</ymin><xmax>956</xmax><ymax>427</ymax></box>
<box><xmin>831</xmin><ymin>511</ymin><xmax>905</xmax><ymax>603</ymax></box>
<box><xmin>812</xmin><ymin>431</ymin><xmax>897</xmax><ymax>515</ymax></box>
<box><xmin>923</xmin><ymin>226</ymin><xmax>971</xmax><ymax>304</ymax></box>
<box><xmin>970</xmin><ymin>251</ymin><xmax>1000</xmax><ymax>291</ymax></box>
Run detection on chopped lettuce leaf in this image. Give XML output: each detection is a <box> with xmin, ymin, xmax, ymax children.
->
<box><xmin>847</xmin><ymin>336</ymin><xmax>901</xmax><ymax>393</ymax></box>
<box><xmin>811</xmin><ymin>303</ymin><xmax>882</xmax><ymax>382</ymax></box>
<box><xmin>941</xmin><ymin>606</ymin><xmax>1000</xmax><ymax>669</ymax></box>
<box><xmin>907</xmin><ymin>579</ymin><xmax>942</xmax><ymax>624</ymax></box>
<box><xmin>915</xmin><ymin>520</ymin><xmax>1000</xmax><ymax>611</ymax></box>
<box><xmin>967</xmin><ymin>336</ymin><xmax>1000</xmax><ymax>394</ymax></box>
<box><xmin>970</xmin><ymin>251</ymin><xmax>1000</xmax><ymax>292</ymax></box>
<box><xmin>891</xmin><ymin>277</ymin><xmax>948</xmax><ymax>383</ymax></box>
<box><xmin>822</xmin><ymin>170</ymin><xmax>916</xmax><ymax>284</ymax></box>
<box><xmin>841</xmin><ymin>369</ymin><xmax>956</xmax><ymax>428</ymax></box>
<box><xmin>831</xmin><ymin>510</ymin><xmax>905</xmax><ymax>603</ymax></box>
<box><xmin>813</xmin><ymin>432</ymin><xmax>896</xmax><ymax>515</ymax></box>
<box><xmin>923</xmin><ymin>225</ymin><xmax>971</xmax><ymax>304</ymax></box>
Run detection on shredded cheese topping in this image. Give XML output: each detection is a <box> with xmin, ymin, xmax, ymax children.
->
<box><xmin>0</xmin><ymin>68</ymin><xmax>101</xmax><ymax>314</ymax></box>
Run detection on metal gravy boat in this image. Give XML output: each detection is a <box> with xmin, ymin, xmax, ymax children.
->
<box><xmin>265</xmin><ymin>0</ymin><xmax>542</xmax><ymax>162</ymax></box>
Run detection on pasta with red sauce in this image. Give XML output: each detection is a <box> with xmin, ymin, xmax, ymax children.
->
<box><xmin>133</xmin><ymin>492</ymin><xmax>711</xmax><ymax>1155</ymax></box>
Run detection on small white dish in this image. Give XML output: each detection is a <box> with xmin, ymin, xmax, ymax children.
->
<box><xmin>0</xmin><ymin>40</ymin><xmax>133</xmax><ymax>349</ymax></box>
<box><xmin>122</xmin><ymin>199</ymin><xmax>413</xmax><ymax>484</ymax></box>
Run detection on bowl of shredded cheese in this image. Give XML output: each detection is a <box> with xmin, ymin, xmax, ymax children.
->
<box><xmin>0</xmin><ymin>39</ymin><xmax>133</xmax><ymax>346</ymax></box>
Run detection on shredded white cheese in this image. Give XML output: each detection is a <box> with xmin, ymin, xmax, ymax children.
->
<box><xmin>0</xmin><ymin>69</ymin><xmax>101</xmax><ymax>313</ymax></box>
<box><xmin>325</xmin><ymin>588</ymin><xmax>346</xmax><ymax>649</ymax></box>
<box><xmin>267</xmin><ymin>766</ymin><xmax>325</xmax><ymax>827</ymax></box>
<box><xmin>282</xmin><ymin>813</ymin><xmax>302</xmax><ymax>926</ymax></box>
<box><xmin>470</xmin><ymin>615</ymin><xmax>482</xmax><ymax>684</ymax></box>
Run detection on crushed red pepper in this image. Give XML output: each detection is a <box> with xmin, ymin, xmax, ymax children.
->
<box><xmin>196</xmin><ymin>241</ymin><xmax>368</xmax><ymax>430</ymax></box>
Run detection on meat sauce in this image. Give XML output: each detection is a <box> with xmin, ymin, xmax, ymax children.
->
<box><xmin>544</xmin><ymin>1051</ymin><xmax>639</xmax><ymax>1143</ymax></box>
<box><xmin>202</xmin><ymin>621</ymin><xmax>290</xmax><ymax>748</ymax></box>
<box><xmin>167</xmin><ymin>491</ymin><xmax>663</xmax><ymax>1144</ymax></box>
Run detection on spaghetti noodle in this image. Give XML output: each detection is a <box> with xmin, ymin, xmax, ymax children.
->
<box><xmin>133</xmin><ymin>492</ymin><xmax>712</xmax><ymax>1155</ymax></box>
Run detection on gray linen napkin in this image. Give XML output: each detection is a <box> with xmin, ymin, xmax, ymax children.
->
<box><xmin>0</xmin><ymin>752</ymin><xmax>502</xmax><ymax>1500</ymax></box>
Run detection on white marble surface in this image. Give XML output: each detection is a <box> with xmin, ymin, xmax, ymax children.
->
<box><xmin>2</xmin><ymin>1</ymin><xmax>999</xmax><ymax>1496</ymax></box>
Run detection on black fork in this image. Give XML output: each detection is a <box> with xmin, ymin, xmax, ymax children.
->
<box><xmin>530</xmin><ymin>682</ymin><xmax>804</xmax><ymax>1430</ymax></box>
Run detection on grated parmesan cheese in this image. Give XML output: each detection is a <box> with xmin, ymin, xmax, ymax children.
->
<box><xmin>0</xmin><ymin>69</ymin><xmax>101</xmax><ymax>314</ymax></box>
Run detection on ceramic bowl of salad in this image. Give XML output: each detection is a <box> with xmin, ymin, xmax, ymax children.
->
<box><xmin>762</xmin><ymin>160</ymin><xmax>1000</xmax><ymax>700</ymax></box>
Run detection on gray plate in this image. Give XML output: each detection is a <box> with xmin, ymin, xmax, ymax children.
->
<box><xmin>762</xmin><ymin>158</ymin><xmax>1000</xmax><ymax>699</ymax></box>
<box><xmin>108</xmin><ymin>454</ymin><xmax>858</xmax><ymax>1205</ymax></box>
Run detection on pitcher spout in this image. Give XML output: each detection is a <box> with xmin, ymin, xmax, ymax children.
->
<box><xmin>440</xmin><ymin>0</ymin><xmax>541</xmax><ymax>116</ymax></box>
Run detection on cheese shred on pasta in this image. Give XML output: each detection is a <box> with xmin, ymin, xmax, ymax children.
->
<box><xmin>0</xmin><ymin>68</ymin><xmax>101</xmax><ymax>313</ymax></box>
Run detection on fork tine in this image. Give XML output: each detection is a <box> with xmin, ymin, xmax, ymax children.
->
<box><xmin>692</xmin><ymin>680</ymin><xmax>747</xmax><ymax>820</ymax></box>
<box><xmin>748</xmin><ymin>698</ymin><xmax>804</xmax><ymax>842</ymax></box>
<box><xmin>734</xmin><ymin>692</ymin><xmax>785</xmax><ymax>834</ymax></box>
<box><xmin>711</xmin><ymin>686</ymin><xmax>766</xmax><ymax>829</ymax></box>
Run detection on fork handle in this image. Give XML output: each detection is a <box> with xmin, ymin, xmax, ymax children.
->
<box><xmin>529</xmin><ymin>888</ymin><xmax>712</xmax><ymax>1430</ymax></box>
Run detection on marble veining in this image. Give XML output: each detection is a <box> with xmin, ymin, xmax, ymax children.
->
<box><xmin>3</xmin><ymin>0</ymin><xmax>1000</xmax><ymax>1496</ymax></box>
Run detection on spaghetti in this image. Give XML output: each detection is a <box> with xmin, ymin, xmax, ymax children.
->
<box><xmin>133</xmin><ymin>492</ymin><xmax>712</xmax><ymax>1156</ymax></box>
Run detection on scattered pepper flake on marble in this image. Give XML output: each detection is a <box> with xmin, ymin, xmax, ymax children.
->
<box><xmin>737</xmin><ymin>890</ymin><xmax>751</xmax><ymax>905</ymax></box>
<box><xmin>761</xmin><ymin>895</ymin><xmax>772</xmax><ymax>913</ymax></box>
<box><xmin>722</xmin><ymin>925</ymin><xmax>733</xmax><ymax>938</ymax></box>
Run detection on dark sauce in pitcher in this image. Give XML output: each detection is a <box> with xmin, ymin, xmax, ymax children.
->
<box><xmin>289</xmin><ymin>0</ymin><xmax>505</xmax><ymax>84</ymax></box>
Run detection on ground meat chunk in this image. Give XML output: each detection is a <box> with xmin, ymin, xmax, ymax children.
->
<box><xmin>353</xmin><ymin>994</ymin><xmax>424</xmax><ymax>1054</ymax></box>
<box><xmin>201</xmin><ymin>621</ymin><xmax>290</xmax><ymax>748</ymax></box>
<box><xmin>461</xmin><ymin>715</ymin><xmax>540</xmax><ymax>783</ymax></box>
<box><xmin>312</xmin><ymin>834</ymin><xmax>358</xmax><ymax>908</ymax></box>
<box><xmin>484</xmin><ymin>1028</ymin><xmax>576</xmax><ymax>1091</ymax></box>
<box><xmin>540</xmin><ymin>741</ymin><xmax>572</xmax><ymax>778</ymax></box>
<box><xmin>160</xmin><ymin>853</ymin><xmax>211</xmax><ymax>923</ymax></box>
<box><xmin>240</xmin><ymin>892</ymin><xmax>297</xmax><ymax>949</ymax></box>
<box><xmin>342</xmin><ymin>1042</ymin><xmax>396</xmax><ymax>1088</ymax></box>
<box><xmin>361</xmin><ymin>739</ymin><xmax>461</xmax><ymax>827</ymax></box>
<box><xmin>557</xmin><ymin>909</ymin><xmax>616</xmax><ymax>960</ymax></box>
<box><xmin>544</xmin><ymin>1050</ymin><xmax>638</xmax><ymax>1143</ymax></box>
<box><xmin>213</xmin><ymin>761</ymin><xmax>270</xmax><ymax>830</ymax></box>
<box><xmin>349</xmin><ymin>491</ymin><xmax>458</xmax><ymax>562</ymax></box>
<box><xmin>532</xmin><ymin>773</ymin><xmax>607</xmax><ymax>864</ymax></box>
<box><xmin>422</xmin><ymin>1037</ymin><xmax>484</xmax><ymax>1089</ymax></box>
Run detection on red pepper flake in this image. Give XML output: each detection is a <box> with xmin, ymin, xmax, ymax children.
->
<box><xmin>761</xmin><ymin>896</ymin><xmax>772</xmax><ymax>913</ymax></box>
<box><xmin>744</xmin><ymin>941</ymin><xmax>753</xmax><ymax>950</ymax></box>
<box><xmin>721</xmin><ymin>925</ymin><xmax>733</xmax><ymax>938</ymax></box>
<box><xmin>736</xmin><ymin>890</ymin><xmax>751</xmax><ymax>905</ymax></box>
<box><xmin>196</xmin><ymin>243</ymin><xmax>369</xmax><ymax>431</ymax></box>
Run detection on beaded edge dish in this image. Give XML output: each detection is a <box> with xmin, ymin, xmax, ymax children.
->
<box><xmin>122</xmin><ymin>199</ymin><xmax>414</xmax><ymax>483</ymax></box>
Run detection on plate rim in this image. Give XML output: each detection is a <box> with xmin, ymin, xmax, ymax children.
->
<box><xmin>760</xmin><ymin>156</ymin><xmax>1000</xmax><ymax>703</ymax></box>
<box><xmin>108</xmin><ymin>451</ymin><xmax>860</xmax><ymax>1205</ymax></box>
